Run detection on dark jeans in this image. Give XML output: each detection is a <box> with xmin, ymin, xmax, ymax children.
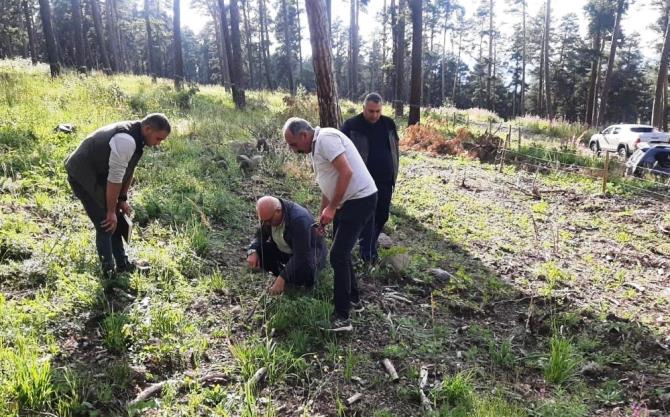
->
<box><xmin>331</xmin><ymin>192</ymin><xmax>377</xmax><ymax>319</ymax></box>
<box><xmin>256</xmin><ymin>240</ymin><xmax>316</xmax><ymax>287</ymax></box>
<box><xmin>359</xmin><ymin>183</ymin><xmax>393</xmax><ymax>262</ymax></box>
<box><xmin>68</xmin><ymin>177</ymin><xmax>127</xmax><ymax>272</ymax></box>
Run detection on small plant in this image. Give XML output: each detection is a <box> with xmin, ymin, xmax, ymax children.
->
<box><xmin>544</xmin><ymin>335</ymin><xmax>580</xmax><ymax>385</ymax></box>
<box><xmin>101</xmin><ymin>312</ymin><xmax>128</xmax><ymax>354</ymax></box>
<box><xmin>534</xmin><ymin>389</ymin><xmax>588</xmax><ymax>417</ymax></box>
<box><xmin>343</xmin><ymin>348</ymin><xmax>359</xmax><ymax>382</ymax></box>
<box><xmin>488</xmin><ymin>338</ymin><xmax>516</xmax><ymax>369</ymax></box>
<box><xmin>431</xmin><ymin>371</ymin><xmax>474</xmax><ymax>411</ymax></box>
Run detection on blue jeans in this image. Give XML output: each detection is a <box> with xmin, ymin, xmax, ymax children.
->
<box><xmin>68</xmin><ymin>177</ymin><xmax>127</xmax><ymax>272</ymax></box>
<box><xmin>359</xmin><ymin>183</ymin><xmax>393</xmax><ymax>262</ymax></box>
<box><xmin>330</xmin><ymin>192</ymin><xmax>377</xmax><ymax>319</ymax></box>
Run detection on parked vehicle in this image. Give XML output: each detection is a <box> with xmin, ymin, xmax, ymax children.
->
<box><xmin>625</xmin><ymin>145</ymin><xmax>670</xmax><ymax>180</ymax></box>
<box><xmin>588</xmin><ymin>124</ymin><xmax>670</xmax><ymax>159</ymax></box>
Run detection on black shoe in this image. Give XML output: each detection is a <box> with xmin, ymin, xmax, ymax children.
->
<box><xmin>319</xmin><ymin>316</ymin><xmax>353</xmax><ymax>332</ymax></box>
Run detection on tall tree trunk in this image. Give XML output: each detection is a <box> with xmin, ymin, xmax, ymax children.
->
<box><xmin>381</xmin><ymin>0</ymin><xmax>388</xmax><ymax>97</ymax></box>
<box><xmin>305</xmin><ymin>0</ymin><xmax>341</xmax><ymax>127</ymax></box>
<box><xmin>451</xmin><ymin>30</ymin><xmax>461</xmax><ymax>104</ymax></box>
<box><xmin>348</xmin><ymin>0</ymin><xmax>359</xmax><ymax>99</ymax></box>
<box><xmin>144</xmin><ymin>0</ymin><xmax>155</xmax><ymax>76</ymax></box>
<box><xmin>22</xmin><ymin>0</ymin><xmax>37</xmax><ymax>65</ymax></box>
<box><xmin>38</xmin><ymin>0</ymin><xmax>60</xmax><ymax>76</ymax></box>
<box><xmin>281</xmin><ymin>0</ymin><xmax>295</xmax><ymax>94</ymax></box>
<box><xmin>407</xmin><ymin>0</ymin><xmax>422</xmax><ymax>126</ymax></box>
<box><xmin>295</xmin><ymin>0</ymin><xmax>304</xmax><ymax>82</ymax></box>
<box><xmin>229</xmin><ymin>0</ymin><xmax>247</xmax><ymax>108</ymax></box>
<box><xmin>210</xmin><ymin>2</ymin><xmax>230</xmax><ymax>88</ymax></box>
<box><xmin>112</xmin><ymin>0</ymin><xmax>128</xmax><ymax>72</ymax></box>
<box><xmin>173</xmin><ymin>0</ymin><xmax>184</xmax><ymax>88</ymax></box>
<box><xmin>219</xmin><ymin>0</ymin><xmax>235</xmax><ymax>89</ymax></box>
<box><xmin>71</xmin><ymin>0</ymin><xmax>86</xmax><ymax>71</ymax></box>
<box><xmin>597</xmin><ymin>0</ymin><xmax>625</xmax><ymax>127</ymax></box>
<box><xmin>652</xmin><ymin>4</ymin><xmax>670</xmax><ymax>129</ymax></box>
<box><xmin>537</xmin><ymin>28</ymin><xmax>544</xmax><ymax>115</ymax></box>
<box><xmin>105</xmin><ymin>0</ymin><xmax>120</xmax><ymax>71</ymax></box>
<box><xmin>201</xmin><ymin>38</ymin><xmax>210</xmax><ymax>83</ymax></box>
<box><xmin>90</xmin><ymin>0</ymin><xmax>111</xmax><ymax>72</ymax></box>
<box><xmin>520</xmin><ymin>0</ymin><xmax>526</xmax><ymax>116</ymax></box>
<box><xmin>543</xmin><ymin>0</ymin><xmax>553</xmax><ymax>120</ymax></box>
<box><xmin>326</xmin><ymin>0</ymin><xmax>331</xmax><ymax>36</ymax></box>
<box><xmin>487</xmin><ymin>0</ymin><xmax>493</xmax><ymax>110</ymax></box>
<box><xmin>585</xmin><ymin>34</ymin><xmax>600</xmax><ymax>125</ymax></box>
<box><xmin>441</xmin><ymin>24</ymin><xmax>446</xmax><ymax>104</ymax></box>
<box><xmin>393</xmin><ymin>0</ymin><xmax>406</xmax><ymax>116</ymax></box>
<box><xmin>241</xmin><ymin>0</ymin><xmax>254</xmax><ymax>88</ymax></box>
<box><xmin>258</xmin><ymin>0</ymin><xmax>273</xmax><ymax>89</ymax></box>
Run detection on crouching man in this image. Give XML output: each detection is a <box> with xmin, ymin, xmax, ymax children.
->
<box><xmin>247</xmin><ymin>196</ymin><xmax>327</xmax><ymax>295</ymax></box>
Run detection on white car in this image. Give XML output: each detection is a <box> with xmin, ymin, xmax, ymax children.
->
<box><xmin>588</xmin><ymin>124</ymin><xmax>670</xmax><ymax>159</ymax></box>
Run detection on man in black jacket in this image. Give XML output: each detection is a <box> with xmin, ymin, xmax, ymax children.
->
<box><xmin>341</xmin><ymin>93</ymin><xmax>399</xmax><ymax>263</ymax></box>
<box><xmin>247</xmin><ymin>196</ymin><xmax>327</xmax><ymax>295</ymax></box>
<box><xmin>65</xmin><ymin>114</ymin><xmax>171</xmax><ymax>278</ymax></box>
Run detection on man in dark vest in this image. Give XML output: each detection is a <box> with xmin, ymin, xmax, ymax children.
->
<box><xmin>246</xmin><ymin>196</ymin><xmax>327</xmax><ymax>295</ymax></box>
<box><xmin>341</xmin><ymin>93</ymin><xmax>400</xmax><ymax>263</ymax></box>
<box><xmin>65</xmin><ymin>113</ymin><xmax>171</xmax><ymax>278</ymax></box>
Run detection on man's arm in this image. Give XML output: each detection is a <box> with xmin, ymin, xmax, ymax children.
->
<box><xmin>319</xmin><ymin>153</ymin><xmax>353</xmax><ymax>225</ymax></box>
<box><xmin>101</xmin><ymin>181</ymin><xmax>123</xmax><ymax>233</ymax></box>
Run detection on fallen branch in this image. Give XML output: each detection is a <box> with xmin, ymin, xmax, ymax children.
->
<box><xmin>247</xmin><ymin>367</ymin><xmax>267</xmax><ymax>388</ymax></box>
<box><xmin>128</xmin><ymin>372</ymin><xmax>228</xmax><ymax>407</ymax></box>
<box><xmin>382</xmin><ymin>358</ymin><xmax>399</xmax><ymax>382</ymax></box>
<box><xmin>419</xmin><ymin>365</ymin><xmax>432</xmax><ymax>412</ymax></box>
<box><xmin>345</xmin><ymin>392</ymin><xmax>362</xmax><ymax>406</ymax></box>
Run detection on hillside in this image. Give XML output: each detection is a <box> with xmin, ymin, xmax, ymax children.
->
<box><xmin>1</xmin><ymin>62</ymin><xmax>669</xmax><ymax>417</ymax></box>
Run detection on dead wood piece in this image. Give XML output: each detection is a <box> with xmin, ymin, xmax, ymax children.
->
<box><xmin>427</xmin><ymin>268</ymin><xmax>454</xmax><ymax>282</ymax></box>
<box><xmin>128</xmin><ymin>379</ymin><xmax>176</xmax><ymax>407</ymax></box>
<box><xmin>524</xmin><ymin>298</ymin><xmax>535</xmax><ymax>334</ymax></box>
<box><xmin>623</xmin><ymin>282</ymin><xmax>646</xmax><ymax>293</ymax></box>
<box><xmin>345</xmin><ymin>392</ymin><xmax>362</xmax><ymax>406</ymax></box>
<box><xmin>419</xmin><ymin>365</ymin><xmax>432</xmax><ymax>412</ymax></box>
<box><xmin>384</xmin><ymin>293</ymin><xmax>412</xmax><ymax>304</ymax></box>
<box><xmin>247</xmin><ymin>367</ymin><xmax>267</xmax><ymax>388</ymax></box>
<box><xmin>382</xmin><ymin>358</ymin><xmax>400</xmax><ymax>382</ymax></box>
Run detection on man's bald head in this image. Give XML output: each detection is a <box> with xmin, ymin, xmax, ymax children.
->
<box><xmin>256</xmin><ymin>196</ymin><xmax>283</xmax><ymax>226</ymax></box>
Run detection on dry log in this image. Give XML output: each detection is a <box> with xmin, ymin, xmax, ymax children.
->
<box><xmin>345</xmin><ymin>392</ymin><xmax>362</xmax><ymax>406</ymax></box>
<box><xmin>247</xmin><ymin>367</ymin><xmax>267</xmax><ymax>388</ymax></box>
<box><xmin>128</xmin><ymin>372</ymin><xmax>229</xmax><ymax>407</ymax></box>
<box><xmin>419</xmin><ymin>365</ymin><xmax>432</xmax><ymax>412</ymax></box>
<box><xmin>382</xmin><ymin>358</ymin><xmax>400</xmax><ymax>382</ymax></box>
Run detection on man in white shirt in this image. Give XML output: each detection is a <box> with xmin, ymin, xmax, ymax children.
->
<box><xmin>283</xmin><ymin>117</ymin><xmax>378</xmax><ymax>332</ymax></box>
<box><xmin>65</xmin><ymin>114</ymin><xmax>171</xmax><ymax>280</ymax></box>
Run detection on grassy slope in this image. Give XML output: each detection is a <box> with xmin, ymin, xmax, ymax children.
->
<box><xmin>0</xmin><ymin>62</ymin><xmax>668</xmax><ymax>416</ymax></box>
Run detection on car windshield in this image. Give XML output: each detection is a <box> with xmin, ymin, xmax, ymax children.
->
<box><xmin>630</xmin><ymin>127</ymin><xmax>654</xmax><ymax>133</ymax></box>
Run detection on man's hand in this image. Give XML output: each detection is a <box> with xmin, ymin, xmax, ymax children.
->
<box><xmin>101</xmin><ymin>211</ymin><xmax>118</xmax><ymax>233</ymax></box>
<box><xmin>117</xmin><ymin>200</ymin><xmax>131</xmax><ymax>215</ymax></box>
<box><xmin>247</xmin><ymin>252</ymin><xmax>260</xmax><ymax>269</ymax></box>
<box><xmin>268</xmin><ymin>276</ymin><xmax>286</xmax><ymax>295</ymax></box>
<box><xmin>320</xmin><ymin>205</ymin><xmax>336</xmax><ymax>226</ymax></box>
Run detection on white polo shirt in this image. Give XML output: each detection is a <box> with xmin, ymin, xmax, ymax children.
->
<box><xmin>311</xmin><ymin>127</ymin><xmax>377</xmax><ymax>206</ymax></box>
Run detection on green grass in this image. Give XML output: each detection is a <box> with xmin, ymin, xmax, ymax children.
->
<box><xmin>544</xmin><ymin>335</ymin><xmax>581</xmax><ymax>385</ymax></box>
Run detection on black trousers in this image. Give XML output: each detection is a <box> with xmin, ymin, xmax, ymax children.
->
<box><xmin>359</xmin><ymin>183</ymin><xmax>393</xmax><ymax>262</ymax></box>
<box><xmin>256</xmin><ymin>240</ymin><xmax>314</xmax><ymax>287</ymax></box>
<box><xmin>330</xmin><ymin>192</ymin><xmax>377</xmax><ymax>319</ymax></box>
<box><xmin>68</xmin><ymin>177</ymin><xmax>127</xmax><ymax>272</ymax></box>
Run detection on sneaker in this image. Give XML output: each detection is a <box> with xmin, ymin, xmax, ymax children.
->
<box><xmin>351</xmin><ymin>300</ymin><xmax>365</xmax><ymax>313</ymax></box>
<box><xmin>319</xmin><ymin>316</ymin><xmax>353</xmax><ymax>332</ymax></box>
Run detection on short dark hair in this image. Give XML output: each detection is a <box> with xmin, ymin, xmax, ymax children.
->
<box><xmin>364</xmin><ymin>92</ymin><xmax>383</xmax><ymax>105</ymax></box>
<box><xmin>141</xmin><ymin>113</ymin><xmax>171</xmax><ymax>133</ymax></box>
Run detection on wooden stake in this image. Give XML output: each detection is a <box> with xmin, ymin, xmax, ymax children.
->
<box><xmin>382</xmin><ymin>358</ymin><xmax>400</xmax><ymax>382</ymax></box>
<box><xmin>602</xmin><ymin>151</ymin><xmax>610</xmax><ymax>194</ymax></box>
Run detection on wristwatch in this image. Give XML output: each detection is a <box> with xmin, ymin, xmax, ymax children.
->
<box><xmin>118</xmin><ymin>194</ymin><xmax>128</xmax><ymax>202</ymax></box>
<box><xmin>246</xmin><ymin>248</ymin><xmax>256</xmax><ymax>256</ymax></box>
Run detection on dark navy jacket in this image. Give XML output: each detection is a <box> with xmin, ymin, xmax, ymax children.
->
<box><xmin>249</xmin><ymin>198</ymin><xmax>327</xmax><ymax>283</ymax></box>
